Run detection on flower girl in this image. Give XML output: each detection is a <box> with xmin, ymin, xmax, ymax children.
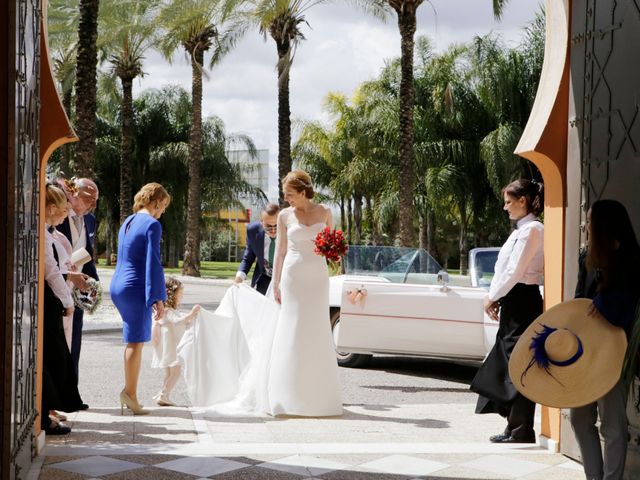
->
<box><xmin>151</xmin><ymin>277</ymin><xmax>200</xmax><ymax>406</ymax></box>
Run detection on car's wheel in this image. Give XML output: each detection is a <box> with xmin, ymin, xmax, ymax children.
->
<box><xmin>330</xmin><ymin>308</ymin><xmax>372</xmax><ymax>368</ymax></box>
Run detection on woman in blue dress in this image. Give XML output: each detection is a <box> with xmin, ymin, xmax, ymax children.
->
<box><xmin>111</xmin><ymin>183</ymin><xmax>171</xmax><ymax>415</ymax></box>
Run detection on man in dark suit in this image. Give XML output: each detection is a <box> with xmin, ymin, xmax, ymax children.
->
<box><xmin>234</xmin><ymin>204</ymin><xmax>280</xmax><ymax>295</ymax></box>
<box><xmin>57</xmin><ymin>178</ymin><xmax>99</xmax><ymax>384</ymax></box>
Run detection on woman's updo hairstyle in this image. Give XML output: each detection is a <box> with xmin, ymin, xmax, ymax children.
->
<box><xmin>45</xmin><ymin>183</ymin><xmax>67</xmax><ymax>209</ymax></box>
<box><xmin>164</xmin><ymin>276</ymin><xmax>183</xmax><ymax>309</ymax></box>
<box><xmin>133</xmin><ymin>182</ymin><xmax>171</xmax><ymax>213</ymax></box>
<box><xmin>282</xmin><ymin>170</ymin><xmax>314</xmax><ymax>199</ymax></box>
<box><xmin>502</xmin><ymin>178</ymin><xmax>544</xmax><ymax>216</ymax></box>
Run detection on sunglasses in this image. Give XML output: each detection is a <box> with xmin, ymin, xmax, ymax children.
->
<box><xmin>264</xmin><ymin>224</ymin><xmax>277</xmax><ymax>231</ymax></box>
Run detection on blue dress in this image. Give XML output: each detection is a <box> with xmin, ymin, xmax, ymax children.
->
<box><xmin>110</xmin><ymin>213</ymin><xmax>166</xmax><ymax>343</ymax></box>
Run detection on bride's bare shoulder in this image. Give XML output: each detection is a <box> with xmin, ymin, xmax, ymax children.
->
<box><xmin>278</xmin><ymin>207</ymin><xmax>293</xmax><ymax>221</ymax></box>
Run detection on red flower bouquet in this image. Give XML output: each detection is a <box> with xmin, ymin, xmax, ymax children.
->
<box><xmin>314</xmin><ymin>227</ymin><xmax>349</xmax><ymax>265</ymax></box>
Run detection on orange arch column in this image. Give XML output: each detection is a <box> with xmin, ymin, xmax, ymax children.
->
<box><xmin>514</xmin><ymin>0</ymin><xmax>570</xmax><ymax>450</ymax></box>
<box><xmin>36</xmin><ymin>0</ymin><xmax>78</xmax><ymax>446</ymax></box>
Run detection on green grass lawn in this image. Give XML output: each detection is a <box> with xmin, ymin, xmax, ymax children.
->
<box><xmin>97</xmin><ymin>258</ymin><xmax>251</xmax><ymax>279</ymax></box>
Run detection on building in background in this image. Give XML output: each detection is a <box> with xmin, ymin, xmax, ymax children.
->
<box><xmin>221</xmin><ymin>149</ymin><xmax>270</xmax><ymax>261</ymax></box>
<box><xmin>227</xmin><ymin>149</ymin><xmax>270</xmax><ymax>222</ymax></box>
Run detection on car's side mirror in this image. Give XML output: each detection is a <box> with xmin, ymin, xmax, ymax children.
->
<box><xmin>437</xmin><ymin>270</ymin><xmax>450</xmax><ymax>292</ymax></box>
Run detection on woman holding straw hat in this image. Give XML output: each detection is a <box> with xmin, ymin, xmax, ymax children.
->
<box><xmin>570</xmin><ymin>200</ymin><xmax>640</xmax><ymax>480</ymax></box>
<box><xmin>508</xmin><ymin>199</ymin><xmax>640</xmax><ymax>479</ymax></box>
<box><xmin>470</xmin><ymin>178</ymin><xmax>544</xmax><ymax>444</ymax></box>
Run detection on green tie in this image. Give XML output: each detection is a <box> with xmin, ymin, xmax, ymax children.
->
<box><xmin>268</xmin><ymin>238</ymin><xmax>276</xmax><ymax>265</ymax></box>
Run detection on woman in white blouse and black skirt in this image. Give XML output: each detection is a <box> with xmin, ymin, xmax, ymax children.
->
<box><xmin>42</xmin><ymin>184</ymin><xmax>89</xmax><ymax>434</ymax></box>
<box><xmin>470</xmin><ymin>178</ymin><xmax>544</xmax><ymax>443</ymax></box>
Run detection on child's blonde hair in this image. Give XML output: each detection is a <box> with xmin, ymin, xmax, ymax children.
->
<box><xmin>164</xmin><ymin>277</ymin><xmax>183</xmax><ymax>309</ymax></box>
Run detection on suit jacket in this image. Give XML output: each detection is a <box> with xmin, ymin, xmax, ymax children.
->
<box><xmin>238</xmin><ymin>221</ymin><xmax>270</xmax><ymax>289</ymax></box>
<box><xmin>57</xmin><ymin>213</ymin><xmax>99</xmax><ymax>281</ymax></box>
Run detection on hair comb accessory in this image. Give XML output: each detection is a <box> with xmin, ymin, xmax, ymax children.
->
<box><xmin>63</xmin><ymin>177</ymin><xmax>79</xmax><ymax>196</ymax></box>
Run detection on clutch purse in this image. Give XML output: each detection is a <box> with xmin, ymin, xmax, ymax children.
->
<box><xmin>70</xmin><ymin>248</ymin><xmax>91</xmax><ymax>269</ymax></box>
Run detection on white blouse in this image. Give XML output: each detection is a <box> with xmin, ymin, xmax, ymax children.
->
<box><xmin>44</xmin><ymin>226</ymin><xmax>74</xmax><ymax>308</ymax></box>
<box><xmin>488</xmin><ymin>213</ymin><xmax>544</xmax><ymax>302</ymax></box>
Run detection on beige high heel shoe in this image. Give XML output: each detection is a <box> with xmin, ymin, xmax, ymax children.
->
<box><xmin>120</xmin><ymin>390</ymin><xmax>149</xmax><ymax>415</ymax></box>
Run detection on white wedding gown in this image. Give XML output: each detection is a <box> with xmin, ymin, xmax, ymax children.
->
<box><xmin>177</xmin><ymin>222</ymin><xmax>342</xmax><ymax>417</ymax></box>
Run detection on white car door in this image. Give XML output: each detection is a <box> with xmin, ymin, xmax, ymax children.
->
<box><xmin>337</xmin><ymin>279</ymin><xmax>490</xmax><ymax>360</ymax></box>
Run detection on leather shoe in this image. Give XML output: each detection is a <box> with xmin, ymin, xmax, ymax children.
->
<box><xmin>492</xmin><ymin>434</ymin><xmax>536</xmax><ymax>444</ymax></box>
<box><xmin>45</xmin><ymin>424</ymin><xmax>71</xmax><ymax>435</ymax></box>
<box><xmin>78</xmin><ymin>403</ymin><xmax>89</xmax><ymax>410</ymax></box>
<box><xmin>489</xmin><ymin>432</ymin><xmax>511</xmax><ymax>443</ymax></box>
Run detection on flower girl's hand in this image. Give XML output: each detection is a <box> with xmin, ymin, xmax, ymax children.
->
<box><xmin>274</xmin><ymin>285</ymin><xmax>282</xmax><ymax>304</ymax></box>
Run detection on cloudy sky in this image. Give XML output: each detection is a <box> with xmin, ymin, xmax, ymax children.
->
<box><xmin>137</xmin><ymin>0</ymin><xmax>539</xmax><ymax>198</ymax></box>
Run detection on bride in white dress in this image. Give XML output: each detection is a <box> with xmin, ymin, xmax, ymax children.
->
<box><xmin>177</xmin><ymin>170</ymin><xmax>342</xmax><ymax>417</ymax></box>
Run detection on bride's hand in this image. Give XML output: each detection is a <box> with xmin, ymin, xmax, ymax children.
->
<box><xmin>274</xmin><ymin>285</ymin><xmax>282</xmax><ymax>304</ymax></box>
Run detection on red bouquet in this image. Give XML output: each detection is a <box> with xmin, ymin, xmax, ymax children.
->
<box><xmin>313</xmin><ymin>227</ymin><xmax>349</xmax><ymax>262</ymax></box>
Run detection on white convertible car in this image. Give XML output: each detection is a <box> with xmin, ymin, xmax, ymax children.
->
<box><xmin>329</xmin><ymin>246</ymin><xmax>501</xmax><ymax>367</ymax></box>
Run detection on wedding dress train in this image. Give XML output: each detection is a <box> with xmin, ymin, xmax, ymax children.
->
<box><xmin>177</xmin><ymin>222</ymin><xmax>342</xmax><ymax>417</ymax></box>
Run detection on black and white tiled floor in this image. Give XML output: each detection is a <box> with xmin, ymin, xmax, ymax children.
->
<box><xmin>38</xmin><ymin>451</ymin><xmax>583</xmax><ymax>479</ymax></box>
<box><xmin>34</xmin><ymin>405</ymin><xmax>584</xmax><ymax>479</ymax></box>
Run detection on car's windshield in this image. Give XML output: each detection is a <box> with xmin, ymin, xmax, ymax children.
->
<box><xmin>344</xmin><ymin>246</ymin><xmax>443</xmax><ymax>284</ymax></box>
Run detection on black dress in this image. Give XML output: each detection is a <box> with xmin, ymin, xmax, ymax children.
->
<box><xmin>41</xmin><ymin>244</ymin><xmax>85</xmax><ymax>429</ymax></box>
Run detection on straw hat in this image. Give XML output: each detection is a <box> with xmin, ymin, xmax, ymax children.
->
<box><xmin>508</xmin><ymin>298</ymin><xmax>627</xmax><ymax>408</ymax></box>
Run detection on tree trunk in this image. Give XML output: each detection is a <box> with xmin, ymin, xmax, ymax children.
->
<box><xmin>275</xmin><ymin>39</ymin><xmax>292</xmax><ymax>206</ymax></box>
<box><xmin>364</xmin><ymin>196</ymin><xmax>375</xmax><ymax>244</ymax></box>
<box><xmin>459</xmin><ymin>210</ymin><xmax>469</xmax><ymax>275</ymax></box>
<box><xmin>61</xmin><ymin>90</ymin><xmax>73</xmax><ymax>175</ymax></box>
<box><xmin>395</xmin><ymin>5</ymin><xmax>418</xmax><ymax>247</ymax></box>
<box><xmin>119</xmin><ymin>76</ymin><xmax>134</xmax><ymax>224</ymax></box>
<box><xmin>353</xmin><ymin>194</ymin><xmax>363</xmax><ymax>245</ymax></box>
<box><xmin>419</xmin><ymin>213</ymin><xmax>428</xmax><ymax>251</ymax></box>
<box><xmin>74</xmin><ymin>0</ymin><xmax>99</xmax><ymax>177</ymax></box>
<box><xmin>339</xmin><ymin>198</ymin><xmax>346</xmax><ymax>233</ymax></box>
<box><xmin>346</xmin><ymin>198</ymin><xmax>353</xmax><ymax>244</ymax></box>
<box><xmin>183</xmin><ymin>50</ymin><xmax>204</xmax><ymax>277</ymax></box>
<box><xmin>105</xmin><ymin>212</ymin><xmax>112</xmax><ymax>266</ymax></box>
<box><xmin>427</xmin><ymin>209</ymin><xmax>437</xmax><ymax>258</ymax></box>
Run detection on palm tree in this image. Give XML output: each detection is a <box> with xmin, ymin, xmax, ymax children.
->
<box><xmin>244</xmin><ymin>0</ymin><xmax>321</xmax><ymax>205</ymax></box>
<box><xmin>100</xmin><ymin>0</ymin><xmax>159</xmax><ymax>223</ymax></box>
<box><xmin>74</xmin><ymin>0</ymin><xmax>101</xmax><ymax>177</ymax></box>
<box><xmin>492</xmin><ymin>0</ymin><xmax>510</xmax><ymax>19</ymax></box>
<box><xmin>379</xmin><ymin>0</ymin><xmax>424</xmax><ymax>247</ymax></box>
<box><xmin>472</xmin><ymin>12</ymin><xmax>545</xmax><ymax>196</ymax></box>
<box><xmin>245</xmin><ymin>0</ymin><xmax>388</xmax><ymax>205</ymax></box>
<box><xmin>158</xmin><ymin>0</ymin><xmax>238</xmax><ymax>276</ymax></box>
<box><xmin>48</xmin><ymin>0</ymin><xmax>79</xmax><ymax>174</ymax></box>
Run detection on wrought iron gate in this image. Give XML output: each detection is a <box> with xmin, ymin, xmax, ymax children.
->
<box><xmin>3</xmin><ymin>0</ymin><xmax>42</xmax><ymax>477</ymax></box>
<box><xmin>566</xmin><ymin>0</ymin><xmax>640</xmax><ymax>475</ymax></box>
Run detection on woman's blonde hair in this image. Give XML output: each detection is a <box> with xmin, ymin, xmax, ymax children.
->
<box><xmin>133</xmin><ymin>183</ymin><xmax>171</xmax><ymax>213</ymax></box>
<box><xmin>164</xmin><ymin>277</ymin><xmax>183</xmax><ymax>309</ymax></box>
<box><xmin>282</xmin><ymin>170</ymin><xmax>314</xmax><ymax>199</ymax></box>
<box><xmin>46</xmin><ymin>183</ymin><xmax>67</xmax><ymax>209</ymax></box>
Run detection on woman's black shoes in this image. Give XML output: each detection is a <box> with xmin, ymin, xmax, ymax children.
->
<box><xmin>489</xmin><ymin>432</ymin><xmax>512</xmax><ymax>442</ymax></box>
<box><xmin>45</xmin><ymin>424</ymin><xmax>71</xmax><ymax>435</ymax></box>
<box><xmin>489</xmin><ymin>431</ymin><xmax>536</xmax><ymax>443</ymax></box>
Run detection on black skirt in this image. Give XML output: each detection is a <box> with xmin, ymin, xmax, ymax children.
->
<box><xmin>41</xmin><ymin>282</ymin><xmax>84</xmax><ymax>414</ymax></box>
<box><xmin>470</xmin><ymin>283</ymin><xmax>543</xmax><ymax>416</ymax></box>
